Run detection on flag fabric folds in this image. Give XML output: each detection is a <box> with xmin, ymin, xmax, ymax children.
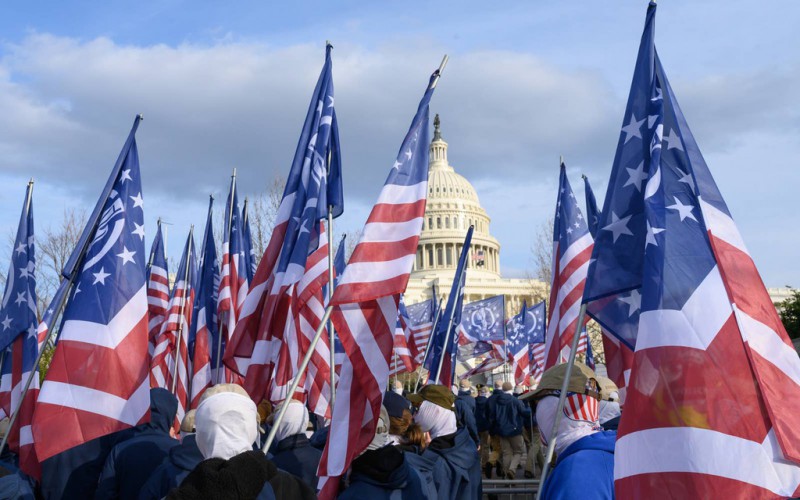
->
<box><xmin>389</xmin><ymin>296</ymin><xmax>417</xmax><ymax>376</ymax></box>
<box><xmin>189</xmin><ymin>197</ymin><xmax>220</xmax><ymax>409</ymax></box>
<box><xmin>424</xmin><ymin>227</ymin><xmax>472</xmax><ymax>387</ymax></box>
<box><xmin>543</xmin><ymin>164</ymin><xmax>592</xmax><ymax>369</ymax></box>
<box><xmin>584</xmin><ymin>3</ymin><xmax>800</xmax><ymax>497</ymax></box>
<box><xmin>0</xmin><ymin>183</ymin><xmax>40</xmax><ymax>477</ymax></box>
<box><xmin>33</xmin><ymin>116</ymin><xmax>150</xmax><ymax>462</ymax></box>
<box><xmin>150</xmin><ymin>230</ymin><xmax>196</xmax><ymax>421</ymax></box>
<box><xmin>241</xmin><ymin>198</ymin><xmax>257</xmax><ymax>282</ymax></box>
<box><xmin>405</xmin><ymin>298</ymin><xmax>436</xmax><ymax>364</ymax></box>
<box><xmin>317</xmin><ymin>68</ymin><xmax>438</xmax><ymax>500</ymax></box>
<box><xmin>506</xmin><ymin>301</ymin><xmax>546</xmax><ymax>386</ymax></box>
<box><xmin>583</xmin><ymin>175</ymin><xmax>601</xmax><ymax>239</ymax></box>
<box><xmin>224</xmin><ymin>45</ymin><xmax>339</xmax><ymax>405</ymax></box>
<box><xmin>457</xmin><ymin>295</ymin><xmax>505</xmax><ymax>360</ymax></box>
<box><xmin>146</xmin><ymin>221</ymin><xmax>169</xmax><ymax>355</ymax></box>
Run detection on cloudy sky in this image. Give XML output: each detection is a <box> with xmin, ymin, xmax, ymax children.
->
<box><xmin>0</xmin><ymin>1</ymin><xmax>797</xmax><ymax>287</ymax></box>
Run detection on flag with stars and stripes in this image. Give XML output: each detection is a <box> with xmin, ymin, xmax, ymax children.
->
<box><xmin>33</xmin><ymin>116</ymin><xmax>151</xmax><ymax>462</ymax></box>
<box><xmin>146</xmin><ymin>221</ymin><xmax>169</xmax><ymax>356</ymax></box>
<box><xmin>150</xmin><ymin>230</ymin><xmax>196</xmax><ymax>422</ymax></box>
<box><xmin>241</xmin><ymin>198</ymin><xmax>257</xmax><ymax>282</ymax></box>
<box><xmin>0</xmin><ymin>183</ymin><xmax>40</xmax><ymax>477</ymax></box>
<box><xmin>224</xmin><ymin>45</ymin><xmax>340</xmax><ymax>404</ymax></box>
<box><xmin>216</xmin><ymin>175</ymin><xmax>249</xmax><ymax>383</ymax></box>
<box><xmin>317</xmin><ymin>68</ymin><xmax>438</xmax><ymax>500</ymax></box>
<box><xmin>506</xmin><ymin>301</ymin><xmax>546</xmax><ymax>386</ymax></box>
<box><xmin>424</xmin><ymin>227</ymin><xmax>472</xmax><ymax>388</ymax></box>
<box><xmin>389</xmin><ymin>296</ymin><xmax>417</xmax><ymax>376</ymax></box>
<box><xmin>189</xmin><ymin>197</ymin><xmax>219</xmax><ymax>409</ymax></box>
<box><xmin>543</xmin><ymin>164</ymin><xmax>592</xmax><ymax>369</ymax></box>
<box><xmin>585</xmin><ymin>4</ymin><xmax>800</xmax><ymax>497</ymax></box>
<box><xmin>405</xmin><ymin>298</ymin><xmax>435</xmax><ymax>364</ymax></box>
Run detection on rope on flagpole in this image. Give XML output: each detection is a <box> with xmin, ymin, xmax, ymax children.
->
<box><xmin>535</xmin><ymin>302</ymin><xmax>588</xmax><ymax>500</ymax></box>
<box><xmin>216</xmin><ymin>168</ymin><xmax>237</xmax><ymax>384</ymax></box>
<box><xmin>171</xmin><ymin>226</ymin><xmax>194</xmax><ymax>394</ymax></box>
<box><xmin>262</xmin><ymin>304</ymin><xmax>334</xmax><ymax>454</ymax></box>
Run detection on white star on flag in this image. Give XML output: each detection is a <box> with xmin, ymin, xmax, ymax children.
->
<box><xmin>667</xmin><ymin>197</ymin><xmax>697</xmax><ymax>222</ymax></box>
<box><xmin>1</xmin><ymin>316</ymin><xmax>11</xmax><ymax>330</ymax></box>
<box><xmin>130</xmin><ymin>192</ymin><xmax>144</xmax><ymax>209</ymax></box>
<box><xmin>117</xmin><ymin>247</ymin><xmax>136</xmax><ymax>265</ymax></box>
<box><xmin>624</xmin><ymin>161</ymin><xmax>648</xmax><ymax>192</ymax></box>
<box><xmin>133</xmin><ymin>223</ymin><xmax>146</xmax><ymax>240</ymax></box>
<box><xmin>646</xmin><ymin>221</ymin><xmax>665</xmax><ymax>247</ymax></box>
<box><xmin>120</xmin><ymin>169</ymin><xmax>132</xmax><ymax>183</ymax></box>
<box><xmin>618</xmin><ymin>289</ymin><xmax>641</xmax><ymax>317</ymax></box>
<box><xmin>663</xmin><ymin>129</ymin><xmax>684</xmax><ymax>151</ymax></box>
<box><xmin>14</xmin><ymin>292</ymin><xmax>27</xmax><ymax>306</ymax></box>
<box><xmin>15</xmin><ymin>242</ymin><xmax>27</xmax><ymax>254</ymax></box>
<box><xmin>93</xmin><ymin>267</ymin><xmax>111</xmax><ymax>285</ymax></box>
<box><xmin>621</xmin><ymin>113</ymin><xmax>646</xmax><ymax>143</ymax></box>
<box><xmin>603</xmin><ymin>211</ymin><xmax>634</xmax><ymax>243</ymax></box>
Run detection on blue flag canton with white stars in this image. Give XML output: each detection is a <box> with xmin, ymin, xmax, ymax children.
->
<box><xmin>406</xmin><ymin>299</ymin><xmax>433</xmax><ymax>327</ymax></box>
<box><xmin>65</xmin><ymin>141</ymin><xmax>146</xmax><ymax>324</ymax></box>
<box><xmin>0</xmin><ymin>187</ymin><xmax>36</xmax><ymax>352</ymax></box>
<box><xmin>554</xmin><ymin>165</ymin><xmax>590</xmax><ymax>254</ymax></box>
<box><xmin>507</xmin><ymin>301</ymin><xmax>546</xmax><ymax>356</ymax></box>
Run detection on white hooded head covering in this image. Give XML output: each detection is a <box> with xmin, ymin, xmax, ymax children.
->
<box><xmin>598</xmin><ymin>400</ymin><xmax>622</xmax><ymax>425</ymax></box>
<box><xmin>414</xmin><ymin>400</ymin><xmax>457</xmax><ymax>439</ymax></box>
<box><xmin>195</xmin><ymin>391</ymin><xmax>259</xmax><ymax>460</ymax></box>
<box><xmin>536</xmin><ymin>394</ymin><xmax>601</xmax><ymax>456</ymax></box>
<box><xmin>366</xmin><ymin>405</ymin><xmax>391</xmax><ymax>451</ymax></box>
<box><xmin>273</xmin><ymin>399</ymin><xmax>310</xmax><ymax>443</ymax></box>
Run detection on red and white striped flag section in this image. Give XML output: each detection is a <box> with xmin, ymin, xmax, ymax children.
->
<box><xmin>150</xmin><ymin>230</ymin><xmax>196</xmax><ymax>422</ymax></box>
<box><xmin>600</xmin><ymin>330</ymin><xmax>632</xmax><ymax>404</ymax></box>
<box><xmin>460</xmin><ymin>347</ymin><xmax>505</xmax><ymax>380</ymax></box>
<box><xmin>146</xmin><ymin>221</ymin><xmax>170</xmax><ymax>356</ymax></box>
<box><xmin>216</xmin><ymin>174</ymin><xmax>248</xmax><ymax>383</ymax></box>
<box><xmin>405</xmin><ymin>299</ymin><xmax>435</xmax><ymax>364</ymax></box>
<box><xmin>0</xmin><ymin>182</ymin><xmax>40</xmax><ymax>477</ymax></box>
<box><xmin>529</xmin><ymin>343</ymin><xmax>546</xmax><ymax>387</ymax></box>
<box><xmin>543</xmin><ymin>163</ymin><xmax>592</xmax><ymax>370</ymax></box>
<box><xmin>224</xmin><ymin>46</ymin><xmax>338</xmax><ymax>402</ymax></box>
<box><xmin>33</xmin><ymin>116</ymin><xmax>151</xmax><ymax>462</ymax></box>
<box><xmin>190</xmin><ymin>197</ymin><xmax>219</xmax><ymax>409</ymax></box>
<box><xmin>317</xmin><ymin>67</ymin><xmax>439</xmax><ymax>499</ymax></box>
<box><xmin>389</xmin><ymin>298</ymin><xmax>417</xmax><ymax>376</ymax></box>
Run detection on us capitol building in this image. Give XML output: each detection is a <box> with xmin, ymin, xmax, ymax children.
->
<box><xmin>403</xmin><ymin>116</ymin><xmax>546</xmax><ymax>315</ymax></box>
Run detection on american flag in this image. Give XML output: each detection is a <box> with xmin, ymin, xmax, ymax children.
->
<box><xmin>389</xmin><ymin>296</ymin><xmax>416</xmax><ymax>376</ymax></box>
<box><xmin>33</xmin><ymin>116</ymin><xmax>150</xmax><ymax>462</ymax></box>
<box><xmin>583</xmin><ymin>175</ymin><xmax>601</xmax><ymax>239</ymax></box>
<box><xmin>600</xmin><ymin>332</ymin><xmax>631</xmax><ymax>403</ymax></box>
<box><xmin>405</xmin><ymin>298</ymin><xmax>435</xmax><ymax>364</ymax></box>
<box><xmin>0</xmin><ymin>182</ymin><xmax>40</xmax><ymax>477</ymax></box>
<box><xmin>585</xmin><ymin>4</ymin><xmax>800</xmax><ymax>496</ymax></box>
<box><xmin>146</xmin><ymin>221</ymin><xmax>169</xmax><ymax>356</ymax></box>
<box><xmin>189</xmin><ymin>197</ymin><xmax>219</xmax><ymax>409</ymax></box>
<box><xmin>224</xmin><ymin>45</ymin><xmax>339</xmax><ymax>404</ymax></box>
<box><xmin>543</xmin><ymin>163</ymin><xmax>592</xmax><ymax>369</ymax></box>
<box><xmin>216</xmin><ymin>174</ymin><xmax>249</xmax><ymax>383</ymax></box>
<box><xmin>506</xmin><ymin>301</ymin><xmax>545</xmax><ymax>386</ymax></box>
<box><xmin>576</xmin><ymin>327</ymin><xmax>588</xmax><ymax>356</ymax></box>
<box><xmin>529</xmin><ymin>342</ymin><xmax>546</xmax><ymax>387</ymax></box>
<box><xmin>457</xmin><ymin>295</ymin><xmax>505</xmax><ymax>361</ymax></box>
<box><xmin>317</xmin><ymin>67</ymin><xmax>438</xmax><ymax>500</ymax></box>
<box><xmin>150</xmin><ymin>230</ymin><xmax>196</xmax><ymax>422</ymax></box>
<box><xmin>241</xmin><ymin>198</ymin><xmax>257</xmax><ymax>282</ymax></box>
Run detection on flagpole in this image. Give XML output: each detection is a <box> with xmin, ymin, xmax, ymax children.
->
<box><xmin>535</xmin><ymin>303</ymin><xmax>587</xmax><ymax>500</ymax></box>
<box><xmin>147</xmin><ymin>218</ymin><xmax>162</xmax><ymax>270</ymax></box>
<box><xmin>503</xmin><ymin>298</ymin><xmax>509</xmax><ymax>382</ymax></box>
<box><xmin>414</xmin><ymin>294</ymin><xmax>444</xmax><ymax>393</ymax></box>
<box><xmin>435</xmin><ymin>237</ymin><xmax>470</xmax><ymax>386</ymax></box>
<box><xmin>262</xmin><ymin>304</ymin><xmax>334</xmax><ymax>453</ymax></box>
<box><xmin>216</xmin><ymin>168</ymin><xmax>236</xmax><ymax>384</ymax></box>
<box><xmin>326</xmin><ymin>144</ymin><xmax>337</xmax><ymax>409</ymax></box>
<box><xmin>171</xmin><ymin>226</ymin><xmax>194</xmax><ymax>394</ymax></box>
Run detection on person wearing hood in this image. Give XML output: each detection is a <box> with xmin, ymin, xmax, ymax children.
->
<box><xmin>522</xmin><ymin>362</ymin><xmax>615</xmax><ymax>500</ymax></box>
<box><xmin>599</xmin><ymin>392</ymin><xmax>622</xmax><ymax>431</ymax></box>
<box><xmin>268</xmin><ymin>399</ymin><xmax>322</xmax><ymax>490</ymax></box>
<box><xmin>454</xmin><ymin>379</ymin><xmax>478</xmax><ymax>445</ymax></box>
<box><xmin>339</xmin><ymin>405</ymin><xmax>426</xmax><ymax>499</ymax></box>
<box><xmin>167</xmin><ymin>384</ymin><xmax>315</xmax><ymax>500</ymax></box>
<box><xmin>95</xmin><ymin>388</ymin><xmax>180</xmax><ymax>500</ymax></box>
<box><xmin>405</xmin><ymin>384</ymin><xmax>482</xmax><ymax>500</ymax></box>
<box><xmin>484</xmin><ymin>379</ymin><xmax>505</xmax><ymax>478</ymax></box>
<box><xmin>139</xmin><ymin>410</ymin><xmax>204</xmax><ymax>500</ymax></box>
<box><xmin>474</xmin><ymin>385</ymin><xmax>492</xmax><ymax>472</ymax></box>
<box><xmin>382</xmin><ymin>390</ymin><xmax>420</xmax><ymax>448</ymax></box>
<box><xmin>488</xmin><ymin>381</ymin><xmax>530</xmax><ymax>479</ymax></box>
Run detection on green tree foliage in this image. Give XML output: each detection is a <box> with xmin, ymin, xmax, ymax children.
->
<box><xmin>779</xmin><ymin>290</ymin><xmax>800</xmax><ymax>340</ymax></box>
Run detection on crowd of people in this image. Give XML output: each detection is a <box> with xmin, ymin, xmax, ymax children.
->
<box><xmin>0</xmin><ymin>362</ymin><xmax>622</xmax><ymax>499</ymax></box>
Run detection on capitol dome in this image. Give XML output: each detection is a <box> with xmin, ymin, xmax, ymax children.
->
<box><xmin>412</xmin><ymin>115</ymin><xmax>501</xmax><ymax>278</ymax></box>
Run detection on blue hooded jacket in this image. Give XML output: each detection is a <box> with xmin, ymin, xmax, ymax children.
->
<box><xmin>488</xmin><ymin>392</ymin><xmax>530</xmax><ymax>437</ymax></box>
<box><xmin>405</xmin><ymin>427</ymin><xmax>482</xmax><ymax>500</ymax></box>
<box><xmin>94</xmin><ymin>388</ymin><xmax>179</xmax><ymax>500</ymax></box>
<box><xmin>455</xmin><ymin>391</ymin><xmax>478</xmax><ymax>445</ymax></box>
<box><xmin>270</xmin><ymin>433</ymin><xmax>322</xmax><ymax>490</ymax></box>
<box><xmin>138</xmin><ymin>434</ymin><xmax>203</xmax><ymax>500</ymax></box>
<box><xmin>339</xmin><ymin>445</ymin><xmax>425</xmax><ymax>500</ymax></box>
<box><xmin>540</xmin><ymin>431</ymin><xmax>616</xmax><ymax>500</ymax></box>
<box><xmin>474</xmin><ymin>395</ymin><xmax>490</xmax><ymax>433</ymax></box>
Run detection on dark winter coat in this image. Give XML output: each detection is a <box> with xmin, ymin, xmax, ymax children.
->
<box><xmin>94</xmin><ymin>388</ymin><xmax>179</xmax><ymax>500</ymax></box>
<box><xmin>338</xmin><ymin>445</ymin><xmax>426</xmax><ymax>500</ymax></box>
<box><xmin>540</xmin><ymin>431</ymin><xmax>616</xmax><ymax>500</ymax></box>
<box><xmin>474</xmin><ymin>395</ymin><xmax>490</xmax><ymax>433</ymax></box>
<box><xmin>138</xmin><ymin>434</ymin><xmax>204</xmax><ymax>500</ymax></box>
<box><xmin>405</xmin><ymin>427</ymin><xmax>482</xmax><ymax>500</ymax></box>
<box><xmin>488</xmin><ymin>392</ymin><xmax>530</xmax><ymax>437</ymax></box>
<box><xmin>454</xmin><ymin>392</ymin><xmax>479</xmax><ymax>445</ymax></box>
<box><xmin>270</xmin><ymin>433</ymin><xmax>322</xmax><ymax>490</ymax></box>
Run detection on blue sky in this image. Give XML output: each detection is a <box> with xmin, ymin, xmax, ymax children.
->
<box><xmin>0</xmin><ymin>0</ymin><xmax>797</xmax><ymax>287</ymax></box>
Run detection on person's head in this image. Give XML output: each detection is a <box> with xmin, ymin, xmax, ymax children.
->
<box><xmin>408</xmin><ymin>385</ymin><xmax>457</xmax><ymax>440</ymax></box>
<box><xmin>149</xmin><ymin>388</ymin><xmax>179</xmax><ymax>435</ymax></box>
<box><xmin>502</xmin><ymin>381</ymin><xmax>513</xmax><ymax>393</ymax></box>
<box><xmin>598</xmin><ymin>400</ymin><xmax>621</xmax><ymax>425</ymax></box>
<box><xmin>181</xmin><ymin>409</ymin><xmax>197</xmax><ymax>434</ymax></box>
<box><xmin>479</xmin><ymin>386</ymin><xmax>490</xmax><ymax>397</ymax></box>
<box><xmin>524</xmin><ymin>362</ymin><xmax>602</xmax><ymax>455</ymax></box>
<box><xmin>493</xmin><ymin>379</ymin><xmax>504</xmax><ymax>391</ymax></box>
<box><xmin>272</xmin><ymin>399</ymin><xmax>310</xmax><ymax>443</ymax></box>
<box><xmin>195</xmin><ymin>384</ymin><xmax>259</xmax><ymax>460</ymax></box>
<box><xmin>513</xmin><ymin>385</ymin><xmax>524</xmax><ymax>396</ymax></box>
<box><xmin>392</xmin><ymin>380</ymin><xmax>404</xmax><ymax>395</ymax></box>
<box><xmin>366</xmin><ymin>406</ymin><xmax>391</xmax><ymax>451</ymax></box>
